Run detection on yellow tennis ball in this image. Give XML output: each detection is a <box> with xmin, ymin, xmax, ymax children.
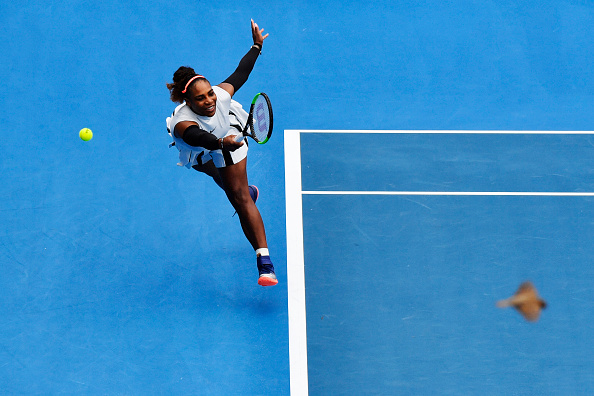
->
<box><xmin>79</xmin><ymin>128</ymin><xmax>93</xmax><ymax>141</ymax></box>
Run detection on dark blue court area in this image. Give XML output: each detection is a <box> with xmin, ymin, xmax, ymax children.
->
<box><xmin>2</xmin><ymin>0</ymin><xmax>594</xmax><ymax>394</ymax></box>
<box><xmin>292</xmin><ymin>131</ymin><xmax>593</xmax><ymax>395</ymax></box>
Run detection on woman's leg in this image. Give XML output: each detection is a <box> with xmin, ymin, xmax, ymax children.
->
<box><xmin>195</xmin><ymin>155</ymin><xmax>276</xmax><ymax>285</ymax></box>
<box><xmin>218</xmin><ymin>158</ymin><xmax>267</xmax><ymax>250</ymax></box>
<box><xmin>192</xmin><ymin>160</ymin><xmax>224</xmax><ymax>190</ymax></box>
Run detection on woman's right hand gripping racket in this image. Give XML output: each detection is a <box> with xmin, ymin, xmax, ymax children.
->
<box><xmin>235</xmin><ymin>92</ymin><xmax>273</xmax><ymax>144</ymax></box>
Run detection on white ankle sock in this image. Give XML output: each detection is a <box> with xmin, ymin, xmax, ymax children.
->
<box><xmin>256</xmin><ymin>248</ymin><xmax>270</xmax><ymax>257</ymax></box>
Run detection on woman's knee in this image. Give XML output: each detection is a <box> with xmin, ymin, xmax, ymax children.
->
<box><xmin>226</xmin><ymin>185</ymin><xmax>251</xmax><ymax>206</ymax></box>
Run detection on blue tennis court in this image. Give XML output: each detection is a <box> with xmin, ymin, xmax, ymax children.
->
<box><xmin>2</xmin><ymin>0</ymin><xmax>594</xmax><ymax>394</ymax></box>
<box><xmin>285</xmin><ymin>130</ymin><xmax>594</xmax><ymax>394</ymax></box>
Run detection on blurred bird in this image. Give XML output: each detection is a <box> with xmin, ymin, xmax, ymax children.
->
<box><xmin>496</xmin><ymin>281</ymin><xmax>547</xmax><ymax>322</ymax></box>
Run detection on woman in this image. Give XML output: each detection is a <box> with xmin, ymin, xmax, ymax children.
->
<box><xmin>166</xmin><ymin>20</ymin><xmax>277</xmax><ymax>286</ymax></box>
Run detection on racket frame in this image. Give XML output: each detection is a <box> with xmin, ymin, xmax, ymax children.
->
<box><xmin>240</xmin><ymin>92</ymin><xmax>273</xmax><ymax>144</ymax></box>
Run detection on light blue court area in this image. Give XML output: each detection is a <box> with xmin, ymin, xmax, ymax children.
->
<box><xmin>3</xmin><ymin>0</ymin><xmax>594</xmax><ymax>394</ymax></box>
<box><xmin>285</xmin><ymin>130</ymin><xmax>594</xmax><ymax>395</ymax></box>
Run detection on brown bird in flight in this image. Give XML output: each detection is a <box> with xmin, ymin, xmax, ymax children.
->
<box><xmin>496</xmin><ymin>281</ymin><xmax>547</xmax><ymax>322</ymax></box>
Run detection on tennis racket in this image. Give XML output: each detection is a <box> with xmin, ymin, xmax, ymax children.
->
<box><xmin>235</xmin><ymin>92</ymin><xmax>273</xmax><ymax>144</ymax></box>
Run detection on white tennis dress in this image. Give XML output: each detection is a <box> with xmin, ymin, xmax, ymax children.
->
<box><xmin>167</xmin><ymin>86</ymin><xmax>249</xmax><ymax>168</ymax></box>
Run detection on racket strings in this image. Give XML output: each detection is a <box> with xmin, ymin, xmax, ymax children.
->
<box><xmin>250</xmin><ymin>96</ymin><xmax>271</xmax><ymax>143</ymax></box>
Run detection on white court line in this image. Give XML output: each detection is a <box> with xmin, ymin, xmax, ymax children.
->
<box><xmin>303</xmin><ymin>191</ymin><xmax>594</xmax><ymax>196</ymax></box>
<box><xmin>286</xmin><ymin>129</ymin><xmax>594</xmax><ymax>134</ymax></box>
<box><xmin>285</xmin><ymin>130</ymin><xmax>309</xmax><ymax>396</ymax></box>
<box><xmin>284</xmin><ymin>129</ymin><xmax>593</xmax><ymax>395</ymax></box>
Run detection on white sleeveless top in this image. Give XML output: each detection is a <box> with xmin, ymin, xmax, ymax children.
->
<box><xmin>166</xmin><ymin>86</ymin><xmax>249</xmax><ymax>168</ymax></box>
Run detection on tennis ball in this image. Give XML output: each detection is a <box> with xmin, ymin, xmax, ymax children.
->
<box><xmin>79</xmin><ymin>128</ymin><xmax>93</xmax><ymax>141</ymax></box>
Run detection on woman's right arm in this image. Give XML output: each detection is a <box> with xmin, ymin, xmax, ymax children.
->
<box><xmin>175</xmin><ymin>121</ymin><xmax>243</xmax><ymax>151</ymax></box>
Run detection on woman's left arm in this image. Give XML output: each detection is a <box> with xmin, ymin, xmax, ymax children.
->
<box><xmin>218</xmin><ymin>19</ymin><xmax>269</xmax><ymax>97</ymax></box>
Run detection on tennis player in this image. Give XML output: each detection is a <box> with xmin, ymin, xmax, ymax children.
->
<box><xmin>166</xmin><ymin>20</ymin><xmax>277</xmax><ymax>286</ymax></box>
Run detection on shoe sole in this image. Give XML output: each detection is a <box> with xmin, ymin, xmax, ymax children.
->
<box><xmin>258</xmin><ymin>277</ymin><xmax>278</xmax><ymax>286</ymax></box>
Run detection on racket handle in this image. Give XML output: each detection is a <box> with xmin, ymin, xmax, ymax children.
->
<box><xmin>234</xmin><ymin>134</ymin><xmax>245</xmax><ymax>143</ymax></box>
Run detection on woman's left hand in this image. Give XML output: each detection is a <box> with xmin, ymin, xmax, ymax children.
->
<box><xmin>251</xmin><ymin>19</ymin><xmax>269</xmax><ymax>47</ymax></box>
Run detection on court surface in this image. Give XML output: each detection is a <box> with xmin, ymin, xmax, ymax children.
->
<box><xmin>285</xmin><ymin>130</ymin><xmax>594</xmax><ymax>395</ymax></box>
<box><xmin>2</xmin><ymin>0</ymin><xmax>594</xmax><ymax>394</ymax></box>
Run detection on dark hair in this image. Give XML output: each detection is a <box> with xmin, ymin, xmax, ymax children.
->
<box><xmin>166</xmin><ymin>66</ymin><xmax>207</xmax><ymax>103</ymax></box>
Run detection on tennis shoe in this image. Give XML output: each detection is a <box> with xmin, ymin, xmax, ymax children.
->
<box><xmin>249</xmin><ymin>185</ymin><xmax>259</xmax><ymax>204</ymax></box>
<box><xmin>257</xmin><ymin>255</ymin><xmax>278</xmax><ymax>286</ymax></box>
<box><xmin>232</xmin><ymin>185</ymin><xmax>259</xmax><ymax>217</ymax></box>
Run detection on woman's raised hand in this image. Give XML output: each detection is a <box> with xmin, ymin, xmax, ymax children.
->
<box><xmin>251</xmin><ymin>19</ymin><xmax>269</xmax><ymax>47</ymax></box>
